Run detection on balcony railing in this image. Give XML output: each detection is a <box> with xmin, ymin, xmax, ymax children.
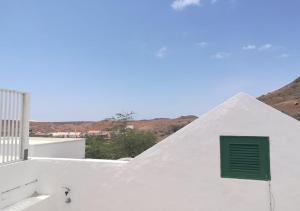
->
<box><xmin>0</xmin><ymin>88</ymin><xmax>29</xmax><ymax>165</ymax></box>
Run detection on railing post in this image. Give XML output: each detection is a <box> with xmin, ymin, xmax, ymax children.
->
<box><xmin>20</xmin><ymin>93</ymin><xmax>30</xmax><ymax>160</ymax></box>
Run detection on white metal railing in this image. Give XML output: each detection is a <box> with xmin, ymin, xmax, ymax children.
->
<box><xmin>0</xmin><ymin>88</ymin><xmax>30</xmax><ymax>165</ymax></box>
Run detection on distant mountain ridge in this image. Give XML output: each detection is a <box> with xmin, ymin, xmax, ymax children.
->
<box><xmin>30</xmin><ymin>115</ymin><xmax>197</xmax><ymax>140</ymax></box>
<box><xmin>31</xmin><ymin>76</ymin><xmax>300</xmax><ymax>140</ymax></box>
<box><xmin>258</xmin><ymin>76</ymin><xmax>300</xmax><ymax>120</ymax></box>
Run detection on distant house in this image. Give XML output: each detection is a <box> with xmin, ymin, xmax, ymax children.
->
<box><xmin>86</xmin><ymin>130</ymin><xmax>101</xmax><ymax>136</ymax></box>
<box><xmin>30</xmin><ymin>132</ymin><xmax>49</xmax><ymax>137</ymax></box>
<box><xmin>49</xmin><ymin>132</ymin><xmax>81</xmax><ymax>138</ymax></box>
<box><xmin>126</xmin><ymin>125</ymin><xmax>134</xmax><ymax>130</ymax></box>
<box><xmin>87</xmin><ymin>130</ymin><xmax>111</xmax><ymax>139</ymax></box>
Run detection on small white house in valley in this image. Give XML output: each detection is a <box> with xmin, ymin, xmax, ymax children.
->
<box><xmin>1</xmin><ymin>89</ymin><xmax>300</xmax><ymax>211</ymax></box>
<box><xmin>48</xmin><ymin>132</ymin><xmax>81</xmax><ymax>138</ymax></box>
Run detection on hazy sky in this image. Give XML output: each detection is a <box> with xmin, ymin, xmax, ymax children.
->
<box><xmin>0</xmin><ymin>0</ymin><xmax>299</xmax><ymax>121</ymax></box>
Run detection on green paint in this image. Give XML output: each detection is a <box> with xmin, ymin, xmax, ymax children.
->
<box><xmin>220</xmin><ymin>136</ymin><xmax>271</xmax><ymax>181</ymax></box>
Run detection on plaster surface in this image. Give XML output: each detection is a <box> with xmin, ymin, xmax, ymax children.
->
<box><xmin>2</xmin><ymin>93</ymin><xmax>300</xmax><ymax>211</ymax></box>
<box><xmin>29</xmin><ymin>138</ymin><xmax>85</xmax><ymax>159</ymax></box>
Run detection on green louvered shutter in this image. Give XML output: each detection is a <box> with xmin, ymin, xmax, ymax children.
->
<box><xmin>220</xmin><ymin>136</ymin><xmax>271</xmax><ymax>181</ymax></box>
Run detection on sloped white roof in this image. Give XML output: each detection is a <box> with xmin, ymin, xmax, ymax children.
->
<box><xmin>31</xmin><ymin>93</ymin><xmax>300</xmax><ymax>211</ymax></box>
<box><xmin>88</xmin><ymin>93</ymin><xmax>300</xmax><ymax>211</ymax></box>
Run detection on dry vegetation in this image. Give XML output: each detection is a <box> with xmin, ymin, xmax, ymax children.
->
<box><xmin>31</xmin><ymin>75</ymin><xmax>300</xmax><ymax>140</ymax></box>
<box><xmin>30</xmin><ymin>115</ymin><xmax>197</xmax><ymax>141</ymax></box>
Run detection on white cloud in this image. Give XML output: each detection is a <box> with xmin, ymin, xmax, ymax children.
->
<box><xmin>171</xmin><ymin>0</ymin><xmax>201</xmax><ymax>11</ymax></box>
<box><xmin>156</xmin><ymin>46</ymin><xmax>168</xmax><ymax>59</ymax></box>
<box><xmin>258</xmin><ymin>43</ymin><xmax>272</xmax><ymax>51</ymax></box>
<box><xmin>278</xmin><ymin>53</ymin><xmax>289</xmax><ymax>58</ymax></box>
<box><xmin>242</xmin><ymin>43</ymin><xmax>287</xmax><ymax>56</ymax></box>
<box><xmin>196</xmin><ymin>42</ymin><xmax>208</xmax><ymax>47</ymax></box>
<box><xmin>211</xmin><ymin>52</ymin><xmax>231</xmax><ymax>59</ymax></box>
<box><xmin>242</xmin><ymin>45</ymin><xmax>256</xmax><ymax>50</ymax></box>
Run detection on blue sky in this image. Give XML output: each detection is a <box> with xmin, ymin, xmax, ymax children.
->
<box><xmin>0</xmin><ymin>0</ymin><xmax>299</xmax><ymax>121</ymax></box>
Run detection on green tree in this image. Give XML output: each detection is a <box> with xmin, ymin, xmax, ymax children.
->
<box><xmin>118</xmin><ymin>130</ymin><xmax>157</xmax><ymax>158</ymax></box>
<box><xmin>112</xmin><ymin>111</ymin><xmax>135</xmax><ymax>134</ymax></box>
<box><xmin>85</xmin><ymin>136</ymin><xmax>126</xmax><ymax>159</ymax></box>
<box><xmin>85</xmin><ymin>112</ymin><xmax>157</xmax><ymax>159</ymax></box>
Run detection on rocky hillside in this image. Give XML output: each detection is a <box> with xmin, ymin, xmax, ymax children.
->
<box><xmin>31</xmin><ymin>75</ymin><xmax>300</xmax><ymax>140</ymax></box>
<box><xmin>30</xmin><ymin>115</ymin><xmax>197</xmax><ymax>140</ymax></box>
<box><xmin>258</xmin><ymin>76</ymin><xmax>300</xmax><ymax>120</ymax></box>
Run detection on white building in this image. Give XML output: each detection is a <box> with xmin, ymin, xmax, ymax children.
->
<box><xmin>1</xmin><ymin>91</ymin><xmax>300</xmax><ymax>210</ymax></box>
<box><xmin>86</xmin><ymin>130</ymin><xmax>111</xmax><ymax>139</ymax></box>
<box><xmin>49</xmin><ymin>132</ymin><xmax>81</xmax><ymax>138</ymax></box>
<box><xmin>86</xmin><ymin>130</ymin><xmax>101</xmax><ymax>136</ymax></box>
<box><xmin>29</xmin><ymin>137</ymin><xmax>85</xmax><ymax>159</ymax></box>
<box><xmin>126</xmin><ymin>125</ymin><xmax>134</xmax><ymax>130</ymax></box>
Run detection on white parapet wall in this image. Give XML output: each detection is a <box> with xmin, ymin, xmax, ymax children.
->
<box><xmin>29</xmin><ymin>138</ymin><xmax>86</xmax><ymax>159</ymax></box>
<box><xmin>3</xmin><ymin>93</ymin><xmax>300</xmax><ymax>211</ymax></box>
<box><xmin>29</xmin><ymin>93</ymin><xmax>300</xmax><ymax>211</ymax></box>
<box><xmin>0</xmin><ymin>161</ymin><xmax>39</xmax><ymax>209</ymax></box>
<box><xmin>0</xmin><ymin>159</ymin><xmax>127</xmax><ymax>210</ymax></box>
<box><xmin>31</xmin><ymin>158</ymin><xmax>128</xmax><ymax>211</ymax></box>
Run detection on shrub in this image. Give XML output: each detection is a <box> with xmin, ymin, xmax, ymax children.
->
<box><xmin>85</xmin><ymin>130</ymin><xmax>157</xmax><ymax>159</ymax></box>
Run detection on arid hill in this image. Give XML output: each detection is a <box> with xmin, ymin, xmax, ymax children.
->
<box><xmin>30</xmin><ymin>115</ymin><xmax>197</xmax><ymax>140</ymax></box>
<box><xmin>258</xmin><ymin>76</ymin><xmax>300</xmax><ymax>120</ymax></box>
<box><xmin>31</xmin><ymin>75</ymin><xmax>300</xmax><ymax>140</ymax></box>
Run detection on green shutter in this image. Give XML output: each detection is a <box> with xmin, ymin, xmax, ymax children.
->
<box><xmin>220</xmin><ymin>136</ymin><xmax>271</xmax><ymax>181</ymax></box>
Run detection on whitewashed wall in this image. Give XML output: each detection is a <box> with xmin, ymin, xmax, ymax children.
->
<box><xmin>2</xmin><ymin>93</ymin><xmax>300</xmax><ymax>211</ymax></box>
<box><xmin>29</xmin><ymin>138</ymin><xmax>85</xmax><ymax>159</ymax></box>
<box><xmin>0</xmin><ymin>161</ymin><xmax>38</xmax><ymax>209</ymax></box>
<box><xmin>0</xmin><ymin>159</ymin><xmax>126</xmax><ymax>210</ymax></box>
<box><xmin>33</xmin><ymin>94</ymin><xmax>300</xmax><ymax>211</ymax></box>
<box><xmin>31</xmin><ymin>158</ymin><xmax>127</xmax><ymax>211</ymax></box>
